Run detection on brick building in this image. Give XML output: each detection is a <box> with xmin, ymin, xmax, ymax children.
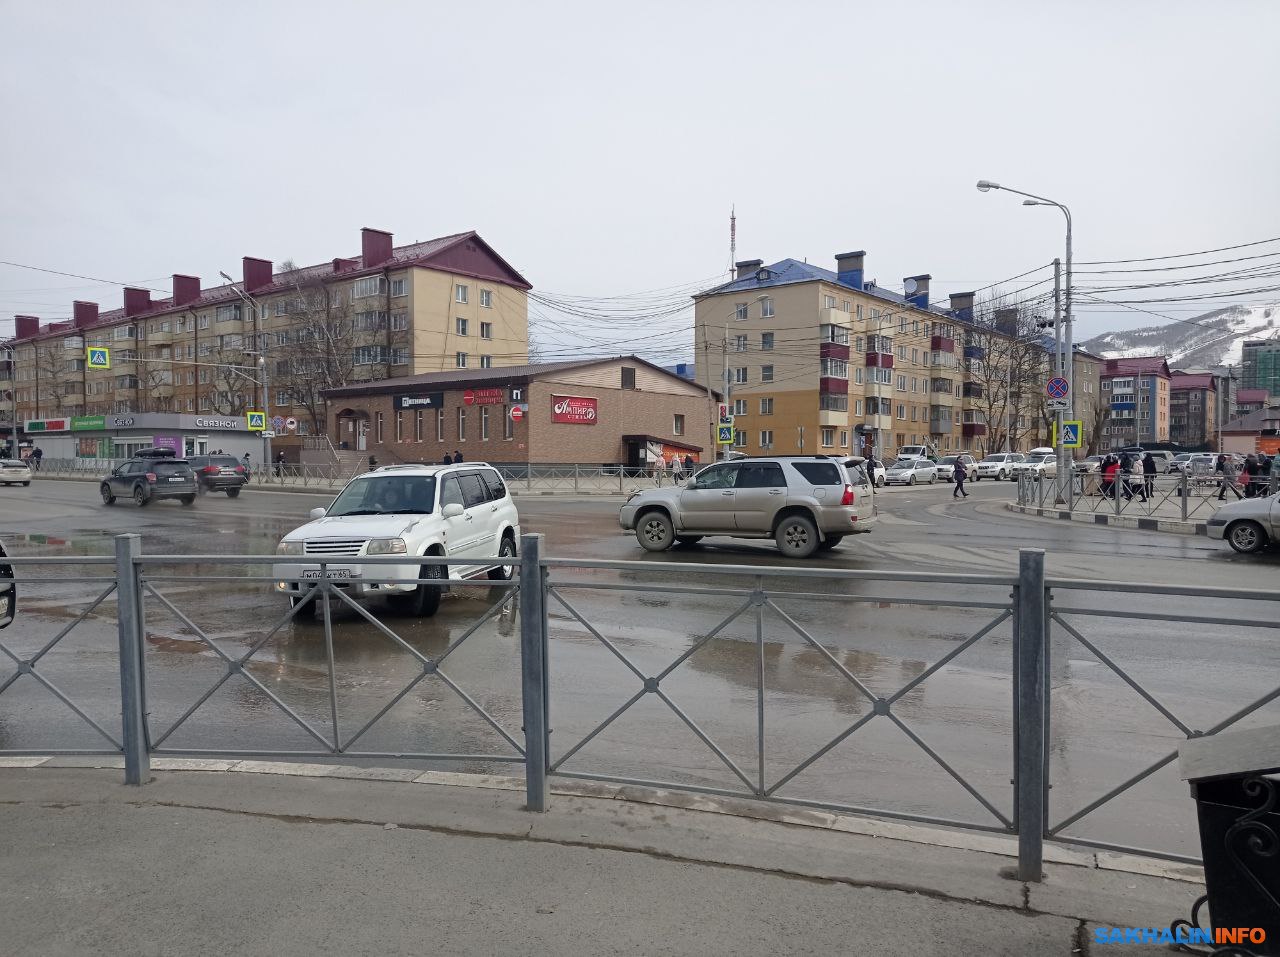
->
<box><xmin>1168</xmin><ymin>370</ymin><xmax>1218</xmax><ymax>449</ymax></box>
<box><xmin>323</xmin><ymin>357</ymin><xmax>712</xmax><ymax>468</ymax></box>
<box><xmin>1100</xmin><ymin>356</ymin><xmax>1170</xmax><ymax>449</ymax></box>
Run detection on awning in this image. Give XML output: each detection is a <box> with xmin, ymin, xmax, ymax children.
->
<box><xmin>622</xmin><ymin>434</ymin><xmax>703</xmax><ymax>453</ymax></box>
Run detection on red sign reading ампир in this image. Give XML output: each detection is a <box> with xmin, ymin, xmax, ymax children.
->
<box><xmin>551</xmin><ymin>394</ymin><xmax>598</xmax><ymax>424</ymax></box>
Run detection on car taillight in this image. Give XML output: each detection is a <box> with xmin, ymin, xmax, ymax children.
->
<box><xmin>235</xmin><ymin>465</ymin><xmax>245</xmax><ymax>473</ymax></box>
<box><xmin>202</xmin><ymin>465</ymin><xmax>218</xmax><ymax>474</ymax></box>
<box><xmin>841</xmin><ymin>484</ymin><xmax>855</xmax><ymax>506</ymax></box>
<box><xmin>145</xmin><ymin>472</ymin><xmax>157</xmax><ymax>483</ymax></box>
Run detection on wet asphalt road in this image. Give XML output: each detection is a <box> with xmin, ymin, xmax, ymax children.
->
<box><xmin>1</xmin><ymin>477</ymin><xmax>1276</xmax><ymax>858</ymax></box>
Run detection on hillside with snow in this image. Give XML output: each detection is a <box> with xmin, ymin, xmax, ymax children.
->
<box><xmin>1080</xmin><ymin>302</ymin><xmax>1280</xmax><ymax>369</ymax></box>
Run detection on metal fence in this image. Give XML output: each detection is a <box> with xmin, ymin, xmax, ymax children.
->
<box><xmin>1016</xmin><ymin>470</ymin><xmax>1233</xmax><ymax>521</ymax></box>
<box><xmin>2</xmin><ymin>535</ymin><xmax>1277</xmax><ymax>882</ymax></box>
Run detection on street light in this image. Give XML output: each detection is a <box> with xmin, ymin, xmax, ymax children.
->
<box><xmin>219</xmin><ymin>271</ymin><xmax>273</xmax><ymax>481</ymax></box>
<box><xmin>976</xmin><ymin>180</ymin><xmax>1073</xmax><ymax>499</ymax></box>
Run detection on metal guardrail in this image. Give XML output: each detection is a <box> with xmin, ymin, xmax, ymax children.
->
<box><xmin>1016</xmin><ymin>470</ymin><xmax>1239</xmax><ymax>521</ymax></box>
<box><xmin>2</xmin><ymin>536</ymin><xmax>1278</xmax><ymax>881</ymax></box>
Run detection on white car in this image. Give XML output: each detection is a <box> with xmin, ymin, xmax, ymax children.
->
<box><xmin>1207</xmin><ymin>492</ymin><xmax>1278</xmax><ymax>554</ymax></box>
<box><xmin>1167</xmin><ymin>453</ymin><xmax>1194</xmax><ymax>474</ymax></box>
<box><xmin>1011</xmin><ymin>454</ymin><xmax>1058</xmax><ymax>480</ymax></box>
<box><xmin>884</xmin><ymin>458</ymin><xmax>938</xmax><ymax>486</ymax></box>
<box><xmin>936</xmin><ymin>454</ymin><xmax>977</xmax><ymax>482</ymax></box>
<box><xmin>896</xmin><ymin>445</ymin><xmax>933</xmax><ymax>461</ymax></box>
<box><xmin>975</xmin><ymin>452</ymin><xmax>1025</xmax><ymax>482</ymax></box>
<box><xmin>1074</xmin><ymin>455</ymin><xmax>1104</xmax><ymax>474</ymax></box>
<box><xmin>0</xmin><ymin>459</ymin><xmax>32</xmax><ymax>486</ymax></box>
<box><xmin>273</xmin><ymin>463</ymin><xmax>520</xmax><ymax>617</ymax></box>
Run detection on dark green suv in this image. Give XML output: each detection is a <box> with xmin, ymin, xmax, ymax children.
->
<box><xmin>101</xmin><ymin>448</ymin><xmax>198</xmax><ymax>507</ymax></box>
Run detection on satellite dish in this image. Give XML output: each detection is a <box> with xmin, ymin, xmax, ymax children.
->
<box><xmin>904</xmin><ymin>278</ymin><xmax>918</xmax><ymax>295</ymax></box>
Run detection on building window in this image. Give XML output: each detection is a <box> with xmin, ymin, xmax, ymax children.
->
<box><xmin>824</xmin><ymin>295</ymin><xmax>836</xmax><ymax>309</ymax></box>
<box><xmin>457</xmin><ymin>407</ymin><xmax>466</xmax><ymax>441</ymax></box>
<box><xmin>503</xmin><ymin>405</ymin><xmax>514</xmax><ymax>440</ymax></box>
<box><xmin>395</xmin><ymin>411</ymin><xmax>404</xmax><ymax>442</ymax></box>
<box><xmin>415</xmin><ymin>410</ymin><xmax>424</xmax><ymax>442</ymax></box>
<box><xmin>390</xmin><ymin>312</ymin><xmax>409</xmax><ymax>331</ymax></box>
<box><xmin>481</xmin><ymin>406</ymin><xmax>490</xmax><ymax>440</ymax></box>
<box><xmin>758</xmin><ymin>430</ymin><xmax>773</xmax><ymax>448</ymax></box>
<box><xmin>353</xmin><ymin>345</ymin><xmax>387</xmax><ymax>365</ymax></box>
<box><xmin>855</xmin><ymin>336</ymin><xmax>864</xmax><ymax>352</ymax></box>
<box><xmin>355</xmin><ymin>311</ymin><xmax>389</xmax><ymax>331</ymax></box>
<box><xmin>455</xmin><ymin>284</ymin><xmax>468</xmax><ymax>304</ymax></box>
<box><xmin>622</xmin><ymin>366</ymin><xmax>636</xmax><ymax>389</ymax></box>
<box><xmin>198</xmin><ymin>315</ymin><xmax>211</xmax><ymax>330</ymax></box>
<box><xmin>856</xmin><ymin>304</ymin><xmax>863</xmax><ymax>321</ymax></box>
<box><xmin>912</xmin><ymin>348</ymin><xmax>919</xmax><ymax>364</ymax></box>
<box><xmin>733</xmin><ymin>399</ymin><xmax>747</xmax><ymax>415</ymax></box>
<box><xmin>480</xmin><ymin>322</ymin><xmax>493</xmax><ymax>339</ymax></box>
<box><xmin>375</xmin><ymin>412</ymin><xmax>384</xmax><ymax>443</ymax></box>
<box><xmin>390</xmin><ymin>278</ymin><xmax>406</xmax><ymax>298</ymax></box>
<box><xmin>820</xmin><ymin>359</ymin><xmax>847</xmax><ymax>379</ymax></box>
<box><xmin>820</xmin><ymin>324</ymin><xmax>850</xmax><ymax>345</ymax></box>
<box><xmin>437</xmin><ymin>407</ymin><xmax>445</xmax><ymax>441</ymax></box>
<box><xmin>911</xmin><ymin>407</ymin><xmax>918</xmax><ymax>422</ymax></box>
<box><xmin>761</xmin><ymin>333</ymin><xmax>774</xmax><ymax>351</ymax></box>
<box><xmin>456</xmin><ymin>352</ymin><xmax>467</xmax><ymax>368</ymax></box>
<box><xmin>392</xmin><ymin>348</ymin><xmax>409</xmax><ymax>365</ymax></box>
<box><xmin>761</xmin><ymin>365</ymin><xmax>774</xmax><ymax>383</ymax></box>
<box><xmin>115</xmin><ymin>324</ymin><xmax>137</xmax><ymax>340</ymax></box>
<box><xmin>733</xmin><ymin>367</ymin><xmax>748</xmax><ymax>384</ymax></box>
<box><xmin>215</xmin><ymin>305</ymin><xmax>241</xmax><ymax>323</ymax></box>
<box><xmin>733</xmin><ymin>430</ymin><xmax>747</xmax><ymax>448</ymax></box>
<box><xmin>352</xmin><ymin>277</ymin><xmax>386</xmax><ymax>299</ymax></box>
<box><xmin>760</xmin><ymin>297</ymin><xmax>774</xmax><ymax>318</ymax></box>
<box><xmin>275</xmin><ymin>390</ymin><xmax>289</xmax><ymax>406</ymax></box>
<box><xmin>480</xmin><ymin>355</ymin><xmax>492</xmax><ymax>368</ymax></box>
<box><xmin>897</xmin><ymin>374</ymin><xmax>907</xmax><ymax>391</ymax></box>
<box><xmin>480</xmin><ymin>289</ymin><xmax>492</xmax><ymax>308</ymax></box>
<box><xmin>734</xmin><ymin>335</ymin><xmax>748</xmax><ymax>352</ymax></box>
<box><xmin>673</xmin><ymin>414</ymin><xmax>685</xmax><ymax>436</ymax></box>
<box><xmin>456</xmin><ymin>317</ymin><xmax>468</xmax><ymax>336</ymax></box>
<box><xmin>854</xmin><ymin>368</ymin><xmax>863</xmax><ymax>385</ymax></box>
<box><xmin>735</xmin><ymin>303</ymin><xmax>748</xmax><ymax>321</ymax></box>
<box><xmin>897</xmin><ymin>403</ymin><xmax>906</xmax><ymax>420</ymax></box>
<box><xmin>840</xmin><ymin>430</ymin><xmax>848</xmax><ymax>447</ymax></box>
<box><xmin>821</xmin><ymin>427</ymin><xmax>835</xmax><ymax>447</ymax></box>
<box><xmin>855</xmin><ymin>399</ymin><xmax>863</xmax><ymax>415</ymax></box>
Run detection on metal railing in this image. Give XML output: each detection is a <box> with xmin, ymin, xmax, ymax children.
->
<box><xmin>1016</xmin><ymin>470</ymin><xmax>1244</xmax><ymax>521</ymax></box>
<box><xmin>2</xmin><ymin>536</ymin><xmax>1277</xmax><ymax>881</ymax></box>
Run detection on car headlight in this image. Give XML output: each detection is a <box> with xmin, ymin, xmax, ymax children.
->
<box><xmin>365</xmin><ymin>538</ymin><xmax>407</xmax><ymax>555</ymax></box>
<box><xmin>276</xmin><ymin>540</ymin><xmax>303</xmax><ymax>556</ymax></box>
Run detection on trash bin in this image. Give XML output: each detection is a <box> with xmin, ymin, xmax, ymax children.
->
<box><xmin>1177</xmin><ymin>725</ymin><xmax>1280</xmax><ymax>953</ymax></box>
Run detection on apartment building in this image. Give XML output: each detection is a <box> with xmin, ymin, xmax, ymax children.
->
<box><xmin>692</xmin><ymin>252</ymin><xmax>1019</xmax><ymax>460</ymax></box>
<box><xmin>1100</xmin><ymin>357</ymin><xmax>1170</xmax><ymax>449</ymax></box>
<box><xmin>0</xmin><ymin>228</ymin><xmax>530</xmax><ymax>455</ymax></box>
<box><xmin>1168</xmin><ymin>371</ymin><xmax>1218</xmax><ymax>449</ymax></box>
<box><xmin>1241</xmin><ymin>337</ymin><xmax>1280</xmax><ymax>399</ymax></box>
<box><xmin>1236</xmin><ymin>388</ymin><xmax>1271</xmax><ymax>416</ymax></box>
<box><xmin>1072</xmin><ymin>348</ymin><xmax>1106</xmax><ymax>454</ymax></box>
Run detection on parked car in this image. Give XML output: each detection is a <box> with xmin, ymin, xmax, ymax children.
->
<box><xmin>0</xmin><ymin>538</ymin><xmax>15</xmax><ymax>629</ymax></box>
<box><xmin>975</xmin><ymin>452</ymin><xmax>1025</xmax><ymax>482</ymax></box>
<box><xmin>187</xmin><ymin>454</ymin><xmax>249</xmax><ymax>497</ymax></box>
<box><xmin>936</xmin><ymin>454</ymin><xmax>977</xmax><ymax>482</ymax></box>
<box><xmin>1145</xmin><ymin>450</ymin><xmax>1176</xmax><ymax>471</ymax></box>
<box><xmin>885</xmin><ymin>457</ymin><xmax>938</xmax><ymax>486</ymax></box>
<box><xmin>1074</xmin><ymin>455</ymin><xmax>1104</xmax><ymax>474</ymax></box>
<box><xmin>1027</xmin><ymin>447</ymin><xmax>1054</xmax><ymax>457</ymax></box>
<box><xmin>100</xmin><ymin>448</ymin><xmax>198</xmax><ymax>507</ymax></box>
<box><xmin>1168</xmin><ymin>452</ymin><xmax>1195</xmax><ymax>474</ymax></box>
<box><xmin>1011</xmin><ymin>454</ymin><xmax>1058</xmax><ymax>480</ymax></box>
<box><xmin>619</xmin><ymin>456</ymin><xmax>875</xmax><ymax>559</ymax></box>
<box><xmin>1207</xmin><ymin>492</ymin><xmax>1279</xmax><ymax>554</ymax></box>
<box><xmin>0</xmin><ymin>459</ymin><xmax>32</xmax><ymax>486</ymax></box>
<box><xmin>273</xmin><ymin>463</ymin><xmax>520</xmax><ymax>617</ymax></box>
<box><xmin>867</xmin><ymin>457</ymin><xmax>886</xmax><ymax>488</ymax></box>
<box><xmin>896</xmin><ymin>445</ymin><xmax>935</xmax><ymax>461</ymax></box>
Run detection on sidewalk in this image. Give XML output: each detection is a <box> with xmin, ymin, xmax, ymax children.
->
<box><xmin>1</xmin><ymin>759</ymin><xmax>1204</xmax><ymax>956</ymax></box>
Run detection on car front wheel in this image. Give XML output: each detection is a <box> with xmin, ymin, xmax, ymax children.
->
<box><xmin>101</xmin><ymin>484</ymin><xmax>115</xmax><ymax>505</ymax></box>
<box><xmin>1226</xmin><ymin>520</ymin><xmax>1268</xmax><ymax>555</ymax></box>
<box><xmin>180</xmin><ymin>495</ymin><xmax>195</xmax><ymax>506</ymax></box>
<box><xmin>907</xmin><ymin>476</ymin><xmax>916</xmax><ymax>486</ymax></box>
<box><xmin>487</xmin><ymin>534</ymin><xmax>517</xmax><ymax>581</ymax></box>
<box><xmin>775</xmin><ymin>514</ymin><xmax>819</xmax><ymax>559</ymax></box>
<box><xmin>998</xmin><ymin>470</ymin><xmax>1006</xmax><ymax>480</ymax></box>
<box><xmin>637</xmin><ymin>511</ymin><xmax>675</xmax><ymax>551</ymax></box>
<box><xmin>389</xmin><ymin>561</ymin><xmax>445</xmax><ymax>616</ymax></box>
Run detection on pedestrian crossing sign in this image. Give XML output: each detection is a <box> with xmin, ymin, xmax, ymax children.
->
<box><xmin>246</xmin><ymin>411</ymin><xmax>266</xmax><ymax>431</ymax></box>
<box><xmin>1053</xmin><ymin>420</ymin><xmax>1083</xmax><ymax>449</ymax></box>
<box><xmin>86</xmin><ymin>347</ymin><xmax>110</xmax><ymax>369</ymax></box>
<box><xmin>717</xmin><ymin>425</ymin><xmax>734</xmax><ymax>445</ymax></box>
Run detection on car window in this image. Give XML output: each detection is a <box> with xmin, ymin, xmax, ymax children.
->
<box><xmin>845</xmin><ymin>463</ymin><xmax>870</xmax><ymax>487</ymax></box>
<box><xmin>790</xmin><ymin>462</ymin><xmax>842</xmax><ymax>485</ymax></box>
<box><xmin>693</xmin><ymin>464</ymin><xmax>738</xmax><ymax>489</ymax></box>
<box><xmin>152</xmin><ymin>462</ymin><xmax>189</xmax><ymax>477</ymax></box>
<box><xmin>481</xmin><ymin>469</ymin><xmax>507</xmax><ymax>501</ymax></box>
<box><xmin>736</xmin><ymin>462</ymin><xmax>785</xmax><ymax>488</ymax></box>
<box><xmin>439</xmin><ymin>476</ymin><xmax>464</xmax><ymax>508</ymax></box>
<box><xmin>459</xmin><ymin>473</ymin><xmax>488</xmax><ymax>508</ymax></box>
<box><xmin>127</xmin><ymin>462</ymin><xmax>147</xmax><ymax>474</ymax></box>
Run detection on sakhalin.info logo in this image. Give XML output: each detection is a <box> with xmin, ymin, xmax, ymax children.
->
<box><xmin>1094</xmin><ymin>926</ymin><xmax>1266</xmax><ymax>946</ymax></box>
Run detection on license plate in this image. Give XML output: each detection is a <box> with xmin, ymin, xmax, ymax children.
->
<box><xmin>168</xmin><ymin>477</ymin><xmax>186</xmax><ymax>482</ymax></box>
<box><xmin>301</xmin><ymin>568</ymin><xmax>352</xmax><ymax>580</ymax></box>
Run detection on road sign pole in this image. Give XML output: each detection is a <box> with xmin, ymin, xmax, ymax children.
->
<box><xmin>1052</xmin><ymin>259</ymin><xmax>1068</xmax><ymax>505</ymax></box>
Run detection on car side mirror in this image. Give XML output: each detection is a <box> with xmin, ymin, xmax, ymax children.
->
<box><xmin>442</xmin><ymin>502</ymin><xmax>465</xmax><ymax>519</ymax></box>
<box><xmin>309</xmin><ymin>507</ymin><xmax>327</xmax><ymax>519</ymax></box>
<box><xmin>685</xmin><ymin>478</ymin><xmax>697</xmax><ymax>489</ymax></box>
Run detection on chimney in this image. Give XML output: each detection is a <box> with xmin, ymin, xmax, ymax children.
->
<box><xmin>172</xmin><ymin>274</ymin><xmax>201</xmax><ymax>306</ymax></box>
<box><xmin>243</xmin><ymin>256</ymin><xmax>273</xmax><ymax>292</ymax></box>
<box><xmin>904</xmin><ymin>274</ymin><xmax>931</xmax><ymax>310</ymax></box>
<box><xmin>14</xmin><ymin>315</ymin><xmax>40</xmax><ymax>339</ymax></box>
<box><xmin>734</xmin><ymin>259</ymin><xmax>763</xmax><ymax>281</ymax></box>
<box><xmin>361</xmin><ymin>227</ymin><xmax>394</xmax><ymax>268</ymax></box>
<box><xmin>332</xmin><ymin>257</ymin><xmax>359</xmax><ymax>273</ymax></box>
<box><xmin>835</xmin><ymin>251</ymin><xmax>865</xmax><ymax>290</ymax></box>
<box><xmin>948</xmin><ymin>291</ymin><xmax>975</xmax><ymax>323</ymax></box>
<box><xmin>123</xmin><ymin>287</ymin><xmax>152</xmax><ymax>317</ymax></box>
<box><xmin>73</xmin><ymin>301</ymin><xmax>99</xmax><ymax>329</ymax></box>
<box><xmin>994</xmin><ymin>307</ymin><xmax>1018</xmax><ymax>338</ymax></box>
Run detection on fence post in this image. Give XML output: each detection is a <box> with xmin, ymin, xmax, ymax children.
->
<box><xmin>115</xmin><ymin>534</ymin><xmax>150</xmax><ymax>786</ymax></box>
<box><xmin>519</xmin><ymin>533</ymin><xmax>549</xmax><ymax>812</ymax></box>
<box><xmin>573</xmin><ymin>463</ymin><xmax>579</xmax><ymax>494</ymax></box>
<box><xmin>1014</xmin><ymin>548</ymin><xmax>1047</xmax><ymax>882</ymax></box>
<box><xmin>1180</xmin><ymin>470</ymin><xmax>1188</xmax><ymax>521</ymax></box>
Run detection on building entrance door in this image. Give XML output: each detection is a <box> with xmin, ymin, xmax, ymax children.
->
<box><xmin>356</xmin><ymin>420</ymin><xmax>368</xmax><ymax>451</ymax></box>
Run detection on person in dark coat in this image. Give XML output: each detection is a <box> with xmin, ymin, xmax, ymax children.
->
<box><xmin>1141</xmin><ymin>453</ymin><xmax>1157</xmax><ymax>499</ymax></box>
<box><xmin>952</xmin><ymin>458</ymin><xmax>969</xmax><ymax>499</ymax></box>
<box><xmin>452</xmin><ymin>451</ymin><xmax>463</xmax><ymax>464</ymax></box>
<box><xmin>441</xmin><ymin>453</ymin><xmax>452</xmax><ymax>464</ymax></box>
<box><xmin>683</xmin><ymin>454</ymin><xmax>694</xmax><ymax>473</ymax></box>
<box><xmin>1242</xmin><ymin>454</ymin><xmax>1260</xmax><ymax>498</ymax></box>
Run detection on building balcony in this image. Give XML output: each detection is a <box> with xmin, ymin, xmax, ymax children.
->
<box><xmin>145</xmin><ymin>329</ymin><xmax>174</xmax><ymax>345</ymax></box>
<box><xmin>866</xmin><ymin>352</ymin><xmax>893</xmax><ymax>368</ymax></box>
<box><xmin>820</xmin><ymin>307</ymin><xmax>853</xmax><ymax>329</ymax></box>
<box><xmin>962</xmin><ymin>423</ymin><xmax>988</xmax><ymax>437</ymax></box>
<box><xmin>862</xmin><ymin>413</ymin><xmax>894</xmax><ymax>431</ymax></box>
<box><xmin>818</xmin><ymin>409</ymin><xmax>847</xmax><ymax>428</ymax></box>
<box><xmin>961</xmin><ymin>382</ymin><xmax>984</xmax><ymax>399</ymax></box>
<box><xmin>819</xmin><ymin>341</ymin><xmax>850</xmax><ymax>361</ymax></box>
<box><xmin>819</xmin><ymin>376</ymin><xmax>849</xmax><ymax>395</ymax></box>
<box><xmin>931</xmin><ymin>335</ymin><xmax>955</xmax><ymax>353</ymax></box>
<box><xmin>963</xmin><ymin>344</ymin><xmax>986</xmax><ymax>360</ymax></box>
<box><xmin>928</xmin><ymin>391</ymin><xmax>955</xmax><ymax>407</ymax></box>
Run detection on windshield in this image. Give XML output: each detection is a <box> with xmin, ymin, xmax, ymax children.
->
<box><xmin>981</xmin><ymin>455</ymin><xmax>1006</xmax><ymax>463</ymax></box>
<box><xmin>890</xmin><ymin>459</ymin><xmax>916</xmax><ymax>469</ymax></box>
<box><xmin>940</xmin><ymin>456</ymin><xmax>959</xmax><ymax>465</ymax></box>
<box><xmin>327</xmin><ymin>475</ymin><xmax>437</xmax><ymax>516</ymax></box>
<box><xmin>1174</xmin><ymin>454</ymin><xmax>1192</xmax><ymax>461</ymax></box>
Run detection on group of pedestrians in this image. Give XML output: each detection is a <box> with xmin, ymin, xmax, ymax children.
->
<box><xmin>1215</xmin><ymin>453</ymin><xmax>1275</xmax><ymax>501</ymax></box>
<box><xmin>1099</xmin><ymin>451</ymin><xmax>1156</xmax><ymax>501</ymax></box>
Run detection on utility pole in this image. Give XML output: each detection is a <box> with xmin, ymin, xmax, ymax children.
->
<box><xmin>1053</xmin><ymin>258</ymin><xmax>1067</xmax><ymax>503</ymax></box>
<box><xmin>723</xmin><ymin>322</ymin><xmax>731</xmax><ymax>461</ymax></box>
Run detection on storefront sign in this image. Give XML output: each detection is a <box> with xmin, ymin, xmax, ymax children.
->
<box><xmin>193</xmin><ymin>416</ymin><xmax>242</xmax><ymax>430</ymax></box>
<box><xmin>551</xmin><ymin>395</ymin><xmax>598</xmax><ymax>425</ymax></box>
<box><xmin>463</xmin><ymin>388</ymin><xmax>505</xmax><ymax>406</ymax></box>
<box><xmin>393</xmin><ymin>392</ymin><xmax>445</xmax><ymax>411</ymax></box>
<box><xmin>24</xmin><ymin>419</ymin><xmax>68</xmax><ymax>433</ymax></box>
<box><xmin>108</xmin><ymin>415</ymin><xmax>136</xmax><ymax>428</ymax></box>
<box><xmin>71</xmin><ymin>415</ymin><xmax>105</xmax><ymax>431</ymax></box>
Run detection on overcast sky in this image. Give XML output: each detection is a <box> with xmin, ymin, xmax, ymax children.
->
<box><xmin>2</xmin><ymin>0</ymin><xmax>1277</xmax><ymax>358</ymax></box>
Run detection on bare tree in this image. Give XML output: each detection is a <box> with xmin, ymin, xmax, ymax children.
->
<box><xmin>34</xmin><ymin>340</ymin><xmax>76</xmax><ymax>417</ymax></box>
<box><xmin>964</xmin><ymin>296</ymin><xmax>1052</xmax><ymax>453</ymax></box>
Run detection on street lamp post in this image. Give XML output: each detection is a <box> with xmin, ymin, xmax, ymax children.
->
<box><xmin>977</xmin><ymin>181</ymin><xmax>1073</xmax><ymax>501</ymax></box>
<box><xmin>220</xmin><ymin>272</ymin><xmax>273</xmax><ymax>482</ymax></box>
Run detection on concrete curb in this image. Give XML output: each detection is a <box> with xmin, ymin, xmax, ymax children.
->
<box><xmin>0</xmin><ymin>754</ymin><xmax>1204</xmax><ymax>885</ymax></box>
<box><xmin>1005</xmin><ymin>502</ymin><xmax>1208</xmax><ymax>536</ymax></box>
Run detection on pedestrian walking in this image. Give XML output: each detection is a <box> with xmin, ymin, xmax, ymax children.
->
<box><xmin>31</xmin><ymin>446</ymin><xmax>42</xmax><ymax>471</ymax></box>
<box><xmin>452</xmin><ymin>450</ymin><xmax>463</xmax><ymax>464</ymax></box>
<box><xmin>673</xmin><ymin>455</ymin><xmax>685</xmax><ymax>479</ymax></box>
<box><xmin>1242</xmin><ymin>454</ymin><xmax>1260</xmax><ymax>499</ymax></box>
<box><xmin>1216</xmin><ymin>454</ymin><xmax>1242</xmax><ymax>501</ymax></box>
<box><xmin>275</xmin><ymin>450</ymin><xmax>285</xmax><ymax>478</ymax></box>
<box><xmin>441</xmin><ymin>453</ymin><xmax>452</xmax><ymax>464</ymax></box>
<box><xmin>1142</xmin><ymin>452</ymin><xmax>1157</xmax><ymax>499</ymax></box>
<box><xmin>953</xmin><ymin>460</ymin><xmax>969</xmax><ymax>499</ymax></box>
<box><xmin>683</xmin><ymin>453</ymin><xmax>695</xmax><ymax>474</ymax></box>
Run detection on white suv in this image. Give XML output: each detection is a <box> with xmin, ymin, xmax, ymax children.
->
<box><xmin>273</xmin><ymin>463</ymin><xmax>520</xmax><ymax>617</ymax></box>
<box><xmin>975</xmin><ymin>452</ymin><xmax>1025</xmax><ymax>482</ymax></box>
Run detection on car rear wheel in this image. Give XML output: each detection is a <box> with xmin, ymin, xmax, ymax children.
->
<box><xmin>180</xmin><ymin>495</ymin><xmax>195</xmax><ymax>506</ymax></box>
<box><xmin>22</xmin><ymin>481</ymin><xmax>30</xmax><ymax>487</ymax></box>
<box><xmin>133</xmin><ymin>484</ymin><xmax>150</xmax><ymax>507</ymax></box>
<box><xmin>637</xmin><ymin>511</ymin><xmax>675</xmax><ymax>552</ymax></box>
<box><xmin>101</xmin><ymin>484</ymin><xmax>115</xmax><ymax>505</ymax></box>
<box><xmin>816</xmin><ymin>535</ymin><xmax>845</xmax><ymax>552</ymax></box>
<box><xmin>875</xmin><ymin>476</ymin><xmax>884</xmax><ymax>488</ymax></box>
<box><xmin>775</xmin><ymin>514</ymin><xmax>819</xmax><ymax>559</ymax></box>
<box><xmin>226</xmin><ymin>487</ymin><xmax>241</xmax><ymax>498</ymax></box>
<box><xmin>1226</xmin><ymin>520</ymin><xmax>1268</xmax><ymax>555</ymax></box>
<box><xmin>487</xmin><ymin>534</ymin><xmax>517</xmax><ymax>581</ymax></box>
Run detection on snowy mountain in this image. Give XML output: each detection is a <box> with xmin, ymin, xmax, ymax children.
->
<box><xmin>1080</xmin><ymin>302</ymin><xmax>1280</xmax><ymax>369</ymax></box>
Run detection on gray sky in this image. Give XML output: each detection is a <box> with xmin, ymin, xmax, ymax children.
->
<box><xmin>2</xmin><ymin>0</ymin><xmax>1278</xmax><ymax>359</ymax></box>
